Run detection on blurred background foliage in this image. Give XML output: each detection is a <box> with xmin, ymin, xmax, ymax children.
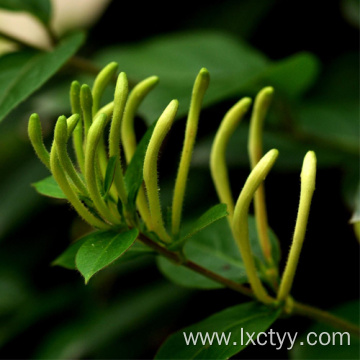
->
<box><xmin>0</xmin><ymin>0</ymin><xmax>358</xmax><ymax>358</ymax></box>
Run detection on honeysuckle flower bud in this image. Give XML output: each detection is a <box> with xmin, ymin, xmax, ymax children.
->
<box><xmin>144</xmin><ymin>100</ymin><xmax>179</xmax><ymax>243</ymax></box>
<box><xmin>122</xmin><ymin>75</ymin><xmax>159</xmax><ymax>230</ymax></box>
<box><xmin>172</xmin><ymin>68</ymin><xmax>210</xmax><ymax>236</ymax></box>
<box><xmin>122</xmin><ymin>76</ymin><xmax>160</xmax><ymax>163</ymax></box>
<box><xmin>85</xmin><ymin>113</ymin><xmax>121</xmax><ymax>225</ymax></box>
<box><xmin>248</xmin><ymin>86</ymin><xmax>274</xmax><ymax>263</ymax></box>
<box><xmin>232</xmin><ymin>149</ymin><xmax>279</xmax><ymax>304</ymax></box>
<box><xmin>66</xmin><ymin>113</ymin><xmax>80</xmax><ymax>139</ymax></box>
<box><xmin>92</xmin><ymin>62</ymin><xmax>118</xmax><ymax>115</ymax></box>
<box><xmin>80</xmin><ymin>84</ymin><xmax>93</xmax><ymax>138</ymax></box>
<box><xmin>109</xmin><ymin>72</ymin><xmax>128</xmax><ymax>206</ymax></box>
<box><xmin>54</xmin><ymin>115</ymin><xmax>88</xmax><ymax>197</ymax></box>
<box><xmin>91</xmin><ymin>62</ymin><xmax>118</xmax><ymax>177</ymax></box>
<box><xmin>70</xmin><ymin>80</ymin><xmax>85</xmax><ymax>173</ymax></box>
<box><xmin>50</xmin><ymin>135</ymin><xmax>109</xmax><ymax>230</ymax></box>
<box><xmin>210</xmin><ymin>97</ymin><xmax>252</xmax><ymax>222</ymax></box>
<box><xmin>28</xmin><ymin>113</ymin><xmax>50</xmax><ymax>170</ymax></box>
<box><xmin>277</xmin><ymin>151</ymin><xmax>317</xmax><ymax>302</ymax></box>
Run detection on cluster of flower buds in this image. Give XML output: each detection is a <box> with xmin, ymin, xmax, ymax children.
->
<box><xmin>28</xmin><ymin>63</ymin><xmax>317</xmax><ymax>306</ymax></box>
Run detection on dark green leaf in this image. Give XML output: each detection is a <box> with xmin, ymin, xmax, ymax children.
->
<box><xmin>76</xmin><ymin>229</ymin><xmax>139</xmax><ymax>283</ymax></box>
<box><xmin>53</xmin><ymin>233</ymin><xmax>154</xmax><ymax>271</ymax></box>
<box><xmin>0</xmin><ymin>158</ymin><xmax>47</xmax><ymax>240</ymax></box>
<box><xmin>52</xmin><ymin>235</ymin><xmax>89</xmax><ymax>270</ymax></box>
<box><xmin>35</xmin><ymin>283</ymin><xmax>191</xmax><ymax>359</ymax></box>
<box><xmin>155</xmin><ymin>301</ymin><xmax>281</xmax><ymax>359</ymax></box>
<box><xmin>298</xmin><ymin>100</ymin><xmax>359</xmax><ymax>154</ymax></box>
<box><xmin>192</xmin><ymin>124</ymin><xmax>344</xmax><ymax>170</ymax></box>
<box><xmin>157</xmin><ymin>217</ymin><xmax>280</xmax><ymax>289</ymax></box>
<box><xmin>0</xmin><ymin>31</ymin><xmax>84</xmax><ymax>122</ymax></box>
<box><xmin>95</xmin><ymin>32</ymin><xmax>319</xmax><ymax>124</ymax></box>
<box><xmin>291</xmin><ymin>300</ymin><xmax>360</xmax><ymax>360</ymax></box>
<box><xmin>261</xmin><ymin>52</ymin><xmax>320</xmax><ymax>99</ymax></box>
<box><xmin>124</xmin><ymin>122</ymin><xmax>156</xmax><ymax>207</ymax></box>
<box><xmin>32</xmin><ymin>175</ymin><xmax>66</xmax><ymax>199</ymax></box>
<box><xmin>103</xmin><ymin>156</ymin><xmax>117</xmax><ymax>199</ymax></box>
<box><xmin>95</xmin><ymin>31</ymin><xmax>268</xmax><ymax>122</ymax></box>
<box><xmin>0</xmin><ymin>0</ymin><xmax>51</xmax><ymax>24</ymax></box>
<box><xmin>182</xmin><ymin>203</ymin><xmax>228</xmax><ymax>241</ymax></box>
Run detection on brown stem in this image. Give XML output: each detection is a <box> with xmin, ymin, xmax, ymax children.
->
<box><xmin>137</xmin><ymin>233</ymin><xmax>253</xmax><ymax>297</ymax></box>
<box><xmin>137</xmin><ymin>233</ymin><xmax>359</xmax><ymax>337</ymax></box>
<box><xmin>293</xmin><ymin>301</ymin><xmax>360</xmax><ymax>338</ymax></box>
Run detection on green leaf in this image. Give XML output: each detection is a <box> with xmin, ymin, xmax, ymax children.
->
<box><xmin>0</xmin><ymin>0</ymin><xmax>51</xmax><ymax>24</ymax></box>
<box><xmin>261</xmin><ymin>52</ymin><xmax>320</xmax><ymax>99</ymax></box>
<box><xmin>75</xmin><ymin>229</ymin><xmax>139</xmax><ymax>283</ymax></box>
<box><xmin>291</xmin><ymin>300</ymin><xmax>360</xmax><ymax>360</ymax></box>
<box><xmin>182</xmin><ymin>204</ymin><xmax>228</xmax><ymax>241</ymax></box>
<box><xmin>95</xmin><ymin>31</ymin><xmax>268</xmax><ymax>122</ymax></box>
<box><xmin>52</xmin><ymin>235</ymin><xmax>89</xmax><ymax>270</ymax></box>
<box><xmin>296</xmin><ymin>53</ymin><xmax>359</xmax><ymax>155</ymax></box>
<box><xmin>124</xmin><ymin>122</ymin><xmax>156</xmax><ymax>207</ymax></box>
<box><xmin>53</xmin><ymin>233</ymin><xmax>153</xmax><ymax>271</ymax></box>
<box><xmin>0</xmin><ymin>31</ymin><xmax>84</xmax><ymax>122</ymax></box>
<box><xmin>155</xmin><ymin>301</ymin><xmax>281</xmax><ymax>359</ymax></box>
<box><xmin>35</xmin><ymin>283</ymin><xmax>191</xmax><ymax>359</ymax></box>
<box><xmin>298</xmin><ymin>100</ymin><xmax>359</xmax><ymax>154</ymax></box>
<box><xmin>32</xmin><ymin>175</ymin><xmax>66</xmax><ymax>199</ymax></box>
<box><xmin>103</xmin><ymin>156</ymin><xmax>117</xmax><ymax>199</ymax></box>
<box><xmin>95</xmin><ymin>32</ymin><xmax>319</xmax><ymax>124</ymax></box>
<box><xmin>0</xmin><ymin>158</ymin><xmax>47</xmax><ymax>240</ymax></box>
<box><xmin>157</xmin><ymin>217</ymin><xmax>280</xmax><ymax>289</ymax></box>
<box><xmin>170</xmin><ymin>204</ymin><xmax>229</xmax><ymax>251</ymax></box>
<box><xmin>192</xmin><ymin>124</ymin><xmax>344</xmax><ymax>171</ymax></box>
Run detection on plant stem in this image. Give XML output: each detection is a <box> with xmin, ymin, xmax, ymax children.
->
<box><xmin>293</xmin><ymin>301</ymin><xmax>360</xmax><ymax>338</ymax></box>
<box><xmin>137</xmin><ymin>233</ymin><xmax>253</xmax><ymax>297</ymax></box>
<box><xmin>137</xmin><ymin>232</ymin><xmax>359</xmax><ymax>337</ymax></box>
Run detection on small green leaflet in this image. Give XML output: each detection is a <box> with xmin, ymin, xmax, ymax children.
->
<box><xmin>75</xmin><ymin>229</ymin><xmax>139</xmax><ymax>283</ymax></box>
<box><xmin>124</xmin><ymin>122</ymin><xmax>156</xmax><ymax>207</ymax></box>
<box><xmin>155</xmin><ymin>301</ymin><xmax>281</xmax><ymax>359</ymax></box>
<box><xmin>183</xmin><ymin>204</ymin><xmax>228</xmax><ymax>241</ymax></box>
<box><xmin>53</xmin><ymin>231</ymin><xmax>154</xmax><ymax>271</ymax></box>
<box><xmin>0</xmin><ymin>0</ymin><xmax>51</xmax><ymax>24</ymax></box>
<box><xmin>103</xmin><ymin>156</ymin><xmax>117</xmax><ymax>199</ymax></box>
<box><xmin>32</xmin><ymin>175</ymin><xmax>66</xmax><ymax>199</ymax></box>
<box><xmin>0</xmin><ymin>32</ymin><xmax>84</xmax><ymax>122</ymax></box>
<box><xmin>169</xmin><ymin>203</ymin><xmax>228</xmax><ymax>250</ymax></box>
<box><xmin>157</xmin><ymin>217</ymin><xmax>280</xmax><ymax>289</ymax></box>
<box><xmin>52</xmin><ymin>235</ymin><xmax>89</xmax><ymax>270</ymax></box>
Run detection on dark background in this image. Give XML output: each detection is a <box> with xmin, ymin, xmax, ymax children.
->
<box><xmin>0</xmin><ymin>0</ymin><xmax>358</xmax><ymax>358</ymax></box>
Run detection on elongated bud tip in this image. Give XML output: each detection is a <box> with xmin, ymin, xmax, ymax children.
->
<box><xmin>255</xmin><ymin>86</ymin><xmax>274</xmax><ymax>105</ymax></box>
<box><xmin>55</xmin><ymin>115</ymin><xmax>68</xmax><ymax>144</ymax></box>
<box><xmin>301</xmin><ymin>151</ymin><xmax>316</xmax><ymax>191</ymax></box>
<box><xmin>93</xmin><ymin>112</ymin><xmax>108</xmax><ymax>130</ymax></box>
<box><xmin>156</xmin><ymin>99</ymin><xmax>179</xmax><ymax>131</ymax></box>
<box><xmin>106</xmin><ymin>61</ymin><xmax>119</xmax><ymax>72</ymax></box>
<box><xmin>148</xmin><ymin>75</ymin><xmax>160</xmax><ymax>85</ymax></box>
<box><xmin>165</xmin><ymin>99</ymin><xmax>179</xmax><ymax>118</ymax></box>
<box><xmin>262</xmin><ymin>86</ymin><xmax>274</xmax><ymax>96</ymax></box>
<box><xmin>28</xmin><ymin>113</ymin><xmax>41</xmax><ymax>140</ymax></box>
<box><xmin>197</xmin><ymin>67</ymin><xmax>210</xmax><ymax>89</ymax></box>
<box><xmin>80</xmin><ymin>84</ymin><xmax>93</xmax><ymax>101</ymax></box>
<box><xmin>259</xmin><ymin>149</ymin><xmax>279</xmax><ymax>171</ymax></box>
<box><xmin>265</xmin><ymin>148</ymin><xmax>279</xmax><ymax>162</ymax></box>
<box><xmin>239</xmin><ymin>97</ymin><xmax>252</xmax><ymax>111</ymax></box>
<box><xmin>115</xmin><ymin>72</ymin><xmax>128</xmax><ymax>92</ymax></box>
<box><xmin>66</xmin><ymin>114</ymin><xmax>80</xmax><ymax>137</ymax></box>
<box><xmin>199</xmin><ymin>67</ymin><xmax>210</xmax><ymax>78</ymax></box>
<box><xmin>71</xmin><ymin>80</ymin><xmax>80</xmax><ymax>93</ymax></box>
